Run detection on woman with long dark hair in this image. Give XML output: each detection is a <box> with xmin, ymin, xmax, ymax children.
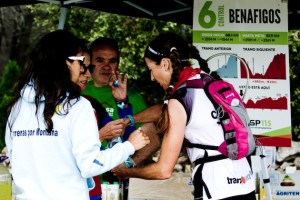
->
<box><xmin>5</xmin><ymin>30</ymin><xmax>149</xmax><ymax>200</ymax></box>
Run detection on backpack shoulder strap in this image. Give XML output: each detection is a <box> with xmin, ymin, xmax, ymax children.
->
<box><xmin>185</xmin><ymin>73</ymin><xmax>215</xmax><ymax>89</ymax></box>
<box><xmin>172</xmin><ymin>73</ymin><xmax>215</xmax><ymax>124</ymax></box>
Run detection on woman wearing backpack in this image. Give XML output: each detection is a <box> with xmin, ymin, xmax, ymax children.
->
<box><xmin>112</xmin><ymin>32</ymin><xmax>256</xmax><ymax>200</ymax></box>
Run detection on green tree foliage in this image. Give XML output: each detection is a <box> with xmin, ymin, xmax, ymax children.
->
<box><xmin>28</xmin><ymin>4</ymin><xmax>192</xmax><ymax>105</ymax></box>
<box><xmin>0</xmin><ymin>60</ymin><xmax>21</xmax><ymax>149</ymax></box>
<box><xmin>1</xmin><ymin>3</ymin><xmax>300</xmax><ymax>149</ymax></box>
<box><xmin>0</xmin><ymin>3</ymin><xmax>192</xmax><ymax>149</ymax></box>
<box><xmin>289</xmin><ymin>30</ymin><xmax>300</xmax><ymax>141</ymax></box>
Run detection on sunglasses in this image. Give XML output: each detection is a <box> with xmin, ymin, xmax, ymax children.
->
<box><xmin>67</xmin><ymin>56</ymin><xmax>85</xmax><ymax>66</ymax></box>
<box><xmin>81</xmin><ymin>64</ymin><xmax>95</xmax><ymax>74</ymax></box>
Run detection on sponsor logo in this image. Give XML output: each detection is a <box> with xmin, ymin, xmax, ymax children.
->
<box><xmin>276</xmin><ymin>191</ymin><xmax>300</xmax><ymax>196</ymax></box>
<box><xmin>227</xmin><ymin>170</ymin><xmax>253</xmax><ymax>184</ymax></box>
<box><xmin>249</xmin><ymin>119</ymin><xmax>272</xmax><ymax>127</ymax></box>
<box><xmin>106</xmin><ymin>107</ymin><xmax>114</xmax><ymax>117</ymax></box>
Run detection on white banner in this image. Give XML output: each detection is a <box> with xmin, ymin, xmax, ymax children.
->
<box><xmin>193</xmin><ymin>0</ymin><xmax>291</xmax><ymax>147</ymax></box>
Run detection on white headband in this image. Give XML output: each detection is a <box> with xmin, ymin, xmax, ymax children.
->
<box><xmin>170</xmin><ymin>47</ymin><xmax>177</xmax><ymax>52</ymax></box>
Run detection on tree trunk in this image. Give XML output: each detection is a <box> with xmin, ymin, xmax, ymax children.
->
<box><xmin>0</xmin><ymin>6</ymin><xmax>33</xmax><ymax>74</ymax></box>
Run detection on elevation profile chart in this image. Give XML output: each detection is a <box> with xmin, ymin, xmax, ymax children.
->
<box><xmin>206</xmin><ymin>53</ymin><xmax>241</xmax><ymax>78</ymax></box>
<box><xmin>240</xmin><ymin>53</ymin><xmax>286</xmax><ymax>79</ymax></box>
<box><xmin>215</xmin><ymin>54</ymin><xmax>238</xmax><ymax>78</ymax></box>
<box><xmin>245</xmin><ymin>95</ymin><xmax>288</xmax><ymax>110</ymax></box>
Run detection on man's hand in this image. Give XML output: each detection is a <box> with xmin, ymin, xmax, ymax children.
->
<box><xmin>111</xmin><ymin>163</ymin><xmax>128</xmax><ymax>179</ymax></box>
<box><xmin>110</xmin><ymin>71</ymin><xmax>127</xmax><ymax>101</ymax></box>
<box><xmin>112</xmin><ymin>163</ymin><xmax>130</xmax><ymax>180</ymax></box>
<box><xmin>99</xmin><ymin>119</ymin><xmax>126</xmax><ymax>141</ymax></box>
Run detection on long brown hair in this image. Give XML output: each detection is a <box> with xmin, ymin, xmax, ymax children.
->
<box><xmin>8</xmin><ymin>30</ymin><xmax>82</xmax><ymax>133</ymax></box>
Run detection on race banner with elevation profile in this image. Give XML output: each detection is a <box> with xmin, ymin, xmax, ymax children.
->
<box><xmin>193</xmin><ymin>0</ymin><xmax>291</xmax><ymax>147</ymax></box>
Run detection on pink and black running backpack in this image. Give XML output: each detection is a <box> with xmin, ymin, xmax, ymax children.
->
<box><xmin>178</xmin><ymin>73</ymin><xmax>256</xmax><ymax>160</ymax></box>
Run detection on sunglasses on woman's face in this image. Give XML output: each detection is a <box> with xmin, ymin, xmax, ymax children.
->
<box><xmin>81</xmin><ymin>64</ymin><xmax>95</xmax><ymax>74</ymax></box>
<box><xmin>67</xmin><ymin>56</ymin><xmax>85</xmax><ymax>66</ymax></box>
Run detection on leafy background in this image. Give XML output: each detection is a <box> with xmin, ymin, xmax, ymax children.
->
<box><xmin>0</xmin><ymin>4</ymin><xmax>300</xmax><ymax>150</ymax></box>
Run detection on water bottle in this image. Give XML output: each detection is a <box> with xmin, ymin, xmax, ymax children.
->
<box><xmin>107</xmin><ymin>182</ymin><xmax>120</xmax><ymax>200</ymax></box>
<box><xmin>0</xmin><ymin>162</ymin><xmax>12</xmax><ymax>200</ymax></box>
<box><xmin>108</xmin><ymin>137</ymin><xmax>122</xmax><ymax>148</ymax></box>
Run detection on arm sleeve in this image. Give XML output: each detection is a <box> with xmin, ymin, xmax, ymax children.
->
<box><xmin>70</xmin><ymin>101</ymin><xmax>135</xmax><ymax>178</ymax></box>
<box><xmin>117</xmin><ymin>103</ymin><xmax>133</xmax><ymax>118</ymax></box>
<box><xmin>99</xmin><ymin>113</ymin><xmax>113</xmax><ymax>129</ymax></box>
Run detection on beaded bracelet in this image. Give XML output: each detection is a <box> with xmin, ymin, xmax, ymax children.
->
<box><xmin>125</xmin><ymin>115</ymin><xmax>135</xmax><ymax>127</ymax></box>
<box><xmin>116</xmin><ymin>96</ymin><xmax>128</xmax><ymax>109</ymax></box>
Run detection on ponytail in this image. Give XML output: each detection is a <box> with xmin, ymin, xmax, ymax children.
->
<box><xmin>189</xmin><ymin>45</ymin><xmax>221</xmax><ymax>80</ymax></box>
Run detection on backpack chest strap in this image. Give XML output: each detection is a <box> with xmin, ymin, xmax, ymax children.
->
<box><xmin>183</xmin><ymin>139</ymin><xmax>219</xmax><ymax>151</ymax></box>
